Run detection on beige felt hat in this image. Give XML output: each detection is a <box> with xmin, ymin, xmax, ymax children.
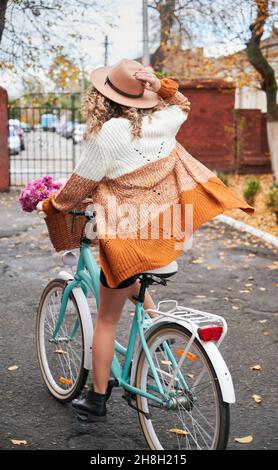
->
<box><xmin>90</xmin><ymin>58</ymin><xmax>160</xmax><ymax>109</ymax></box>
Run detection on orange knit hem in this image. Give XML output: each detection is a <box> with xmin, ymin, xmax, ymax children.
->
<box><xmin>98</xmin><ymin>176</ymin><xmax>255</xmax><ymax>288</ymax></box>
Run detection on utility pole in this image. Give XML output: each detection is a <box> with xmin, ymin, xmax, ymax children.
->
<box><xmin>104</xmin><ymin>35</ymin><xmax>109</xmax><ymax>66</ymax></box>
<box><xmin>79</xmin><ymin>55</ymin><xmax>85</xmax><ymax>95</ymax></box>
<box><xmin>142</xmin><ymin>0</ymin><xmax>150</xmax><ymax>65</ymax></box>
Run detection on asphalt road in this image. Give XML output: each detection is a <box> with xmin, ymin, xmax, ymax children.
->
<box><xmin>0</xmin><ymin>191</ymin><xmax>277</xmax><ymax>450</ymax></box>
<box><xmin>9</xmin><ymin>131</ymin><xmax>82</xmax><ymax>187</ymax></box>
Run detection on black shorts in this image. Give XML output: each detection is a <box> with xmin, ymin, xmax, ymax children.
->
<box><xmin>100</xmin><ymin>269</ymin><xmax>138</xmax><ymax>289</ymax></box>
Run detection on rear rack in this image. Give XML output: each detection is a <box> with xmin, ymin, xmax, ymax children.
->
<box><xmin>144</xmin><ymin>299</ymin><xmax>227</xmax><ymax>348</ymax></box>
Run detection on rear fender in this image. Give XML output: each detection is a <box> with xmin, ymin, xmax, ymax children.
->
<box><xmin>130</xmin><ymin>317</ymin><xmax>235</xmax><ymax>404</ymax></box>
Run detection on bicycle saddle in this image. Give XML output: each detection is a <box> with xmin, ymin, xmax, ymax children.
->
<box><xmin>141</xmin><ymin>261</ymin><xmax>178</xmax><ymax>279</ymax></box>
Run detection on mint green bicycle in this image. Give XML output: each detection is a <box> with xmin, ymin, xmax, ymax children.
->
<box><xmin>36</xmin><ymin>209</ymin><xmax>235</xmax><ymax>450</ymax></box>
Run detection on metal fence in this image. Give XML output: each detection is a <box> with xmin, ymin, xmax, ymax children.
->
<box><xmin>8</xmin><ymin>93</ymin><xmax>84</xmax><ymax>188</ymax></box>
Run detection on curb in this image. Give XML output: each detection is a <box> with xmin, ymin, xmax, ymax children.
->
<box><xmin>215</xmin><ymin>214</ymin><xmax>278</xmax><ymax>249</ymax></box>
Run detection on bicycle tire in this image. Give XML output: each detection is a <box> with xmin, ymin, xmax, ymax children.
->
<box><xmin>135</xmin><ymin>323</ymin><xmax>230</xmax><ymax>450</ymax></box>
<box><xmin>36</xmin><ymin>278</ymin><xmax>88</xmax><ymax>402</ymax></box>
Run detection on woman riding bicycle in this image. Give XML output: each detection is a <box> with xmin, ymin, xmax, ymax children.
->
<box><xmin>37</xmin><ymin>58</ymin><xmax>254</xmax><ymax>422</ymax></box>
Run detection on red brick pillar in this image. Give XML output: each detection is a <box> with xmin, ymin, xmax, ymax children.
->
<box><xmin>0</xmin><ymin>87</ymin><xmax>9</xmax><ymax>191</ymax></box>
<box><xmin>175</xmin><ymin>80</ymin><xmax>236</xmax><ymax>171</ymax></box>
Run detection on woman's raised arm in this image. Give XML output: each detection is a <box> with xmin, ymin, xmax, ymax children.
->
<box><xmin>157</xmin><ymin>78</ymin><xmax>191</xmax><ymax>115</ymax></box>
<box><xmin>41</xmin><ymin>135</ymin><xmax>108</xmax><ymax>215</ymax></box>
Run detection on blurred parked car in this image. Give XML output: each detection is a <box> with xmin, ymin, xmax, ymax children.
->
<box><xmin>8</xmin><ymin>126</ymin><xmax>21</xmax><ymax>155</ymax></box>
<box><xmin>41</xmin><ymin>114</ymin><xmax>58</xmax><ymax>132</ymax></box>
<box><xmin>20</xmin><ymin>122</ymin><xmax>31</xmax><ymax>133</ymax></box>
<box><xmin>73</xmin><ymin>123</ymin><xmax>86</xmax><ymax>144</ymax></box>
<box><xmin>61</xmin><ymin>121</ymin><xmax>78</xmax><ymax>139</ymax></box>
<box><xmin>8</xmin><ymin>119</ymin><xmax>25</xmax><ymax>150</ymax></box>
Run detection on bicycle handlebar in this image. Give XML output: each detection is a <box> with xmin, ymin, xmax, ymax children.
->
<box><xmin>36</xmin><ymin>209</ymin><xmax>96</xmax><ymax>220</ymax></box>
<box><xmin>68</xmin><ymin>209</ymin><xmax>96</xmax><ymax>219</ymax></box>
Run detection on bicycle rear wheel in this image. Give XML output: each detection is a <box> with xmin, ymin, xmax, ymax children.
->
<box><xmin>135</xmin><ymin>323</ymin><xmax>229</xmax><ymax>450</ymax></box>
<box><xmin>36</xmin><ymin>278</ymin><xmax>88</xmax><ymax>402</ymax></box>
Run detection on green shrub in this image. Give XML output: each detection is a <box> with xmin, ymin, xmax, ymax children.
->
<box><xmin>243</xmin><ymin>177</ymin><xmax>261</xmax><ymax>205</ymax></box>
<box><xmin>216</xmin><ymin>171</ymin><xmax>230</xmax><ymax>186</ymax></box>
<box><xmin>266</xmin><ymin>183</ymin><xmax>278</xmax><ymax>224</ymax></box>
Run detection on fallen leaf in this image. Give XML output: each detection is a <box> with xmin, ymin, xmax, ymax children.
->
<box><xmin>232</xmin><ymin>306</ymin><xmax>239</xmax><ymax>310</ymax></box>
<box><xmin>168</xmin><ymin>428</ymin><xmax>190</xmax><ymax>436</ymax></box>
<box><xmin>196</xmin><ymin>295</ymin><xmax>207</xmax><ymax>298</ymax></box>
<box><xmin>58</xmin><ymin>377</ymin><xmax>73</xmax><ymax>385</ymax></box>
<box><xmin>10</xmin><ymin>439</ymin><xmax>27</xmax><ymax>445</ymax></box>
<box><xmin>259</xmin><ymin>287</ymin><xmax>266</xmax><ymax>291</ymax></box>
<box><xmin>8</xmin><ymin>365</ymin><xmax>18</xmax><ymax>371</ymax></box>
<box><xmin>192</xmin><ymin>258</ymin><xmax>203</xmax><ymax>264</ymax></box>
<box><xmin>258</xmin><ymin>320</ymin><xmax>267</xmax><ymax>324</ymax></box>
<box><xmin>252</xmin><ymin>394</ymin><xmax>262</xmax><ymax>404</ymax></box>
<box><xmin>54</xmin><ymin>349</ymin><xmax>68</xmax><ymax>355</ymax></box>
<box><xmin>234</xmin><ymin>435</ymin><xmax>253</xmax><ymax>444</ymax></box>
<box><xmin>187</xmin><ymin>373</ymin><xmax>194</xmax><ymax>379</ymax></box>
<box><xmin>250</xmin><ymin>364</ymin><xmax>262</xmax><ymax>371</ymax></box>
<box><xmin>161</xmin><ymin>360</ymin><xmax>172</xmax><ymax>365</ymax></box>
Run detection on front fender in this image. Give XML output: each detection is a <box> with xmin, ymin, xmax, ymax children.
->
<box><xmin>57</xmin><ymin>270</ymin><xmax>93</xmax><ymax>370</ymax></box>
<box><xmin>130</xmin><ymin>317</ymin><xmax>235</xmax><ymax>404</ymax></box>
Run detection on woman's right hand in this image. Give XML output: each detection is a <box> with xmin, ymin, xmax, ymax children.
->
<box><xmin>133</xmin><ymin>67</ymin><xmax>161</xmax><ymax>93</ymax></box>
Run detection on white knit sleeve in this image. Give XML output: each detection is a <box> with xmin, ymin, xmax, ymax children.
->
<box><xmin>73</xmin><ymin>135</ymin><xmax>108</xmax><ymax>181</ymax></box>
<box><xmin>47</xmin><ymin>135</ymin><xmax>108</xmax><ymax>213</ymax></box>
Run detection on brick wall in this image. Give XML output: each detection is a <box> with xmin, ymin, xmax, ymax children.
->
<box><xmin>175</xmin><ymin>80</ymin><xmax>272</xmax><ymax>174</ymax></box>
<box><xmin>0</xmin><ymin>87</ymin><xmax>9</xmax><ymax>192</ymax></box>
<box><xmin>234</xmin><ymin>109</ymin><xmax>271</xmax><ymax>173</ymax></box>
<box><xmin>176</xmin><ymin>80</ymin><xmax>236</xmax><ymax>171</ymax></box>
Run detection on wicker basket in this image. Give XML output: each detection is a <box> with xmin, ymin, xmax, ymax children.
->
<box><xmin>43</xmin><ymin>200</ymin><xmax>96</xmax><ymax>252</ymax></box>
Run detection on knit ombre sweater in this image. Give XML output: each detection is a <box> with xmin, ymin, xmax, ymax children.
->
<box><xmin>42</xmin><ymin>77</ymin><xmax>255</xmax><ymax>287</ymax></box>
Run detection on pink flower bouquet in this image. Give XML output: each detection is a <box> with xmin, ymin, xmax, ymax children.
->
<box><xmin>18</xmin><ymin>176</ymin><xmax>66</xmax><ymax>212</ymax></box>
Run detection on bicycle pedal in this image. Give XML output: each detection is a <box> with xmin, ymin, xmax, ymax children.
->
<box><xmin>122</xmin><ymin>391</ymin><xmax>136</xmax><ymax>401</ymax></box>
<box><xmin>76</xmin><ymin>412</ymin><xmax>90</xmax><ymax>422</ymax></box>
<box><xmin>75</xmin><ymin>410</ymin><xmax>107</xmax><ymax>423</ymax></box>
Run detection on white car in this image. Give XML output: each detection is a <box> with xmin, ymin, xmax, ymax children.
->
<box><xmin>8</xmin><ymin>126</ymin><xmax>21</xmax><ymax>155</ymax></box>
<box><xmin>73</xmin><ymin>123</ymin><xmax>86</xmax><ymax>144</ymax></box>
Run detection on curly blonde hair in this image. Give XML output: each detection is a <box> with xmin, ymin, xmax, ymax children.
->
<box><xmin>81</xmin><ymin>84</ymin><xmax>171</xmax><ymax>141</ymax></box>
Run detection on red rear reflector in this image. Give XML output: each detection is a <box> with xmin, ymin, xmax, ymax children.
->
<box><xmin>198</xmin><ymin>326</ymin><xmax>223</xmax><ymax>342</ymax></box>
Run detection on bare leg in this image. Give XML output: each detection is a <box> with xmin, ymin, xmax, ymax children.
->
<box><xmin>92</xmin><ymin>280</ymin><xmax>157</xmax><ymax>394</ymax></box>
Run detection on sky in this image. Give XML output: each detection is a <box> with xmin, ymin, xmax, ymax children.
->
<box><xmin>0</xmin><ymin>0</ymin><xmax>146</xmax><ymax>97</ymax></box>
<box><xmin>0</xmin><ymin>0</ymin><xmax>269</xmax><ymax>98</ymax></box>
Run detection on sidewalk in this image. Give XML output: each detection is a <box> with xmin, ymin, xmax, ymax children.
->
<box><xmin>0</xmin><ymin>190</ymin><xmax>277</xmax><ymax>450</ymax></box>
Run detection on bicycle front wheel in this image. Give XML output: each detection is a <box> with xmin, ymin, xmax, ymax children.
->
<box><xmin>36</xmin><ymin>278</ymin><xmax>88</xmax><ymax>402</ymax></box>
<box><xmin>135</xmin><ymin>323</ymin><xmax>229</xmax><ymax>450</ymax></box>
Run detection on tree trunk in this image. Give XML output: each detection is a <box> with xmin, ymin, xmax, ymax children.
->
<box><xmin>0</xmin><ymin>0</ymin><xmax>8</xmax><ymax>45</ymax></box>
<box><xmin>152</xmin><ymin>0</ymin><xmax>176</xmax><ymax>71</ymax></box>
<box><xmin>246</xmin><ymin>1</ymin><xmax>278</xmax><ymax>182</ymax></box>
<box><xmin>266</xmin><ymin>121</ymin><xmax>278</xmax><ymax>182</ymax></box>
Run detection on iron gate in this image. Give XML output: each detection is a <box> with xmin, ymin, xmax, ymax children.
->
<box><xmin>8</xmin><ymin>93</ymin><xmax>84</xmax><ymax>188</ymax></box>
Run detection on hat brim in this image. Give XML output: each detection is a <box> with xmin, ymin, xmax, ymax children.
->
<box><xmin>90</xmin><ymin>66</ymin><xmax>160</xmax><ymax>109</ymax></box>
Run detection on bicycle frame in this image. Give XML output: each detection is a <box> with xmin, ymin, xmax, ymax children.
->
<box><xmin>52</xmin><ymin>239</ymin><xmax>187</xmax><ymax>407</ymax></box>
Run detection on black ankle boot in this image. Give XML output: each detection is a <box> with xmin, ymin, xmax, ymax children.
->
<box><xmin>72</xmin><ymin>386</ymin><xmax>107</xmax><ymax>422</ymax></box>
